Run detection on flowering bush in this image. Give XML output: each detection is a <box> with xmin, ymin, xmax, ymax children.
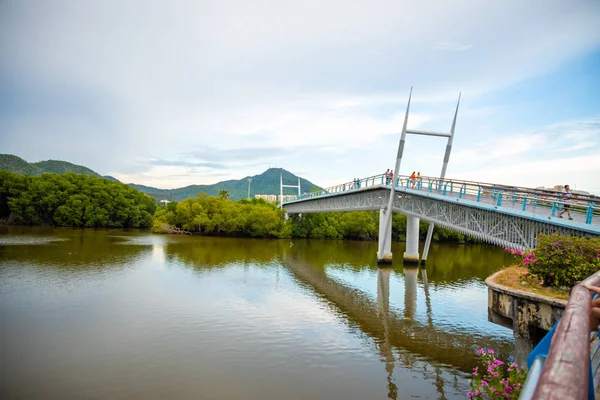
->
<box><xmin>505</xmin><ymin>233</ymin><xmax>600</xmax><ymax>288</ymax></box>
<box><xmin>469</xmin><ymin>349</ymin><xmax>526</xmax><ymax>399</ymax></box>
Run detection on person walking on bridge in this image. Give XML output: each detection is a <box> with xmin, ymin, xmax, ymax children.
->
<box><xmin>416</xmin><ymin>172</ymin><xmax>422</xmax><ymax>188</ymax></box>
<box><xmin>410</xmin><ymin>171</ymin><xmax>416</xmax><ymax>188</ymax></box>
<box><xmin>557</xmin><ymin>184</ymin><xmax>573</xmax><ymax>220</ymax></box>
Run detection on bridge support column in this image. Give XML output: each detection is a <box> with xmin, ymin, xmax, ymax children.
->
<box><xmin>377</xmin><ymin>209</ymin><xmax>393</xmax><ymax>264</ymax></box>
<box><xmin>404</xmin><ymin>215</ymin><xmax>420</xmax><ymax>264</ymax></box>
<box><xmin>420</xmin><ymin>224</ymin><xmax>434</xmax><ymax>265</ymax></box>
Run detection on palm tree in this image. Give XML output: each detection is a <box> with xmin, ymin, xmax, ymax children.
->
<box><xmin>219</xmin><ymin>190</ymin><xmax>229</xmax><ymax>200</ymax></box>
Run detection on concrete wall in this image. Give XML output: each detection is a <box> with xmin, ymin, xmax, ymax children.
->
<box><xmin>486</xmin><ymin>271</ymin><xmax>567</xmax><ymax>367</ymax></box>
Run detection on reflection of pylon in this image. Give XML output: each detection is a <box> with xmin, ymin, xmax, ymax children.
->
<box><xmin>377</xmin><ymin>268</ymin><xmax>397</xmax><ymax>400</ymax></box>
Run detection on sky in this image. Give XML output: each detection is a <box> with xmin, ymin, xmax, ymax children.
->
<box><xmin>1</xmin><ymin>0</ymin><xmax>599</xmax><ymax>193</ymax></box>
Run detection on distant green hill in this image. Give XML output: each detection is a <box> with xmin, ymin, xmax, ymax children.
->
<box><xmin>32</xmin><ymin>160</ymin><xmax>101</xmax><ymax>177</ymax></box>
<box><xmin>103</xmin><ymin>175</ymin><xmax>121</xmax><ymax>182</ymax></box>
<box><xmin>130</xmin><ymin>168</ymin><xmax>321</xmax><ymax>201</ymax></box>
<box><xmin>0</xmin><ymin>154</ymin><xmax>321</xmax><ymax>202</ymax></box>
<box><xmin>0</xmin><ymin>154</ymin><xmax>45</xmax><ymax>175</ymax></box>
<box><xmin>0</xmin><ymin>154</ymin><xmax>101</xmax><ymax>177</ymax></box>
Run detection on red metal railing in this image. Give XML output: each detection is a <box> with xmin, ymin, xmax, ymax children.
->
<box><xmin>531</xmin><ymin>271</ymin><xmax>600</xmax><ymax>399</ymax></box>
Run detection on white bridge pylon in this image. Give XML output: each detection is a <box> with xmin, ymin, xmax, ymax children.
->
<box><xmin>280</xmin><ymin>172</ymin><xmax>301</xmax><ymax>210</ymax></box>
<box><xmin>377</xmin><ymin>87</ymin><xmax>461</xmax><ymax>265</ymax></box>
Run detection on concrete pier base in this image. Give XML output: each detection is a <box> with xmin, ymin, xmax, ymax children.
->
<box><xmin>377</xmin><ymin>209</ymin><xmax>393</xmax><ymax>265</ymax></box>
<box><xmin>403</xmin><ymin>215</ymin><xmax>420</xmax><ymax>264</ymax></box>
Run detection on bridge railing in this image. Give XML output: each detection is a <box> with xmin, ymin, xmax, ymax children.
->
<box><xmin>518</xmin><ymin>271</ymin><xmax>600</xmax><ymax>399</ymax></box>
<box><xmin>282</xmin><ymin>174</ymin><xmax>600</xmax><ymax>225</ymax></box>
<box><xmin>411</xmin><ymin>175</ymin><xmax>600</xmax><ymax>225</ymax></box>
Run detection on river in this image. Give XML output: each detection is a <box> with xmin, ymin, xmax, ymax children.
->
<box><xmin>0</xmin><ymin>226</ymin><xmax>516</xmax><ymax>400</ymax></box>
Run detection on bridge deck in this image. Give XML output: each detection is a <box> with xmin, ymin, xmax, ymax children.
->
<box><xmin>283</xmin><ymin>174</ymin><xmax>600</xmax><ymax>235</ymax></box>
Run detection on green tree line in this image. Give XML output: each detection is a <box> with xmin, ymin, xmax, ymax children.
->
<box><xmin>153</xmin><ymin>196</ymin><xmax>291</xmax><ymax>237</ymax></box>
<box><xmin>0</xmin><ymin>170</ymin><xmax>476</xmax><ymax>243</ymax></box>
<box><xmin>155</xmin><ymin>194</ymin><xmax>477</xmax><ymax>243</ymax></box>
<box><xmin>289</xmin><ymin>211</ymin><xmax>478</xmax><ymax>243</ymax></box>
<box><xmin>0</xmin><ymin>171</ymin><xmax>156</xmax><ymax>228</ymax></box>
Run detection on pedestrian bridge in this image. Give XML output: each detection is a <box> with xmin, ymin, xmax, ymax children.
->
<box><xmin>282</xmin><ymin>174</ymin><xmax>600</xmax><ymax>262</ymax></box>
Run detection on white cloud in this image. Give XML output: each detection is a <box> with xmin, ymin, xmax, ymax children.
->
<box><xmin>0</xmin><ymin>0</ymin><xmax>599</xmax><ymax>189</ymax></box>
<box><xmin>449</xmin><ymin>118</ymin><xmax>600</xmax><ymax>193</ymax></box>
<box><xmin>432</xmin><ymin>42</ymin><xmax>473</xmax><ymax>51</ymax></box>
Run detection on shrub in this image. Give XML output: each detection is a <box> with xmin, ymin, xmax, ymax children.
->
<box><xmin>469</xmin><ymin>349</ymin><xmax>526</xmax><ymax>399</ymax></box>
<box><xmin>506</xmin><ymin>233</ymin><xmax>600</xmax><ymax>288</ymax></box>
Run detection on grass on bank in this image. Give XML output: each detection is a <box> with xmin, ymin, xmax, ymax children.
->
<box><xmin>491</xmin><ymin>265</ymin><xmax>570</xmax><ymax>301</ymax></box>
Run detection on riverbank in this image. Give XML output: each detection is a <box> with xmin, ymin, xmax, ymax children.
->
<box><xmin>489</xmin><ymin>265</ymin><xmax>570</xmax><ymax>301</ymax></box>
<box><xmin>152</xmin><ymin>196</ymin><xmax>482</xmax><ymax>243</ymax></box>
<box><xmin>0</xmin><ymin>171</ymin><xmax>481</xmax><ymax>244</ymax></box>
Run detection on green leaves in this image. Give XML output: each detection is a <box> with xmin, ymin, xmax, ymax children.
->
<box><xmin>152</xmin><ymin>195</ymin><xmax>290</xmax><ymax>238</ymax></box>
<box><xmin>528</xmin><ymin>233</ymin><xmax>600</xmax><ymax>287</ymax></box>
<box><xmin>0</xmin><ymin>171</ymin><xmax>155</xmax><ymax>228</ymax></box>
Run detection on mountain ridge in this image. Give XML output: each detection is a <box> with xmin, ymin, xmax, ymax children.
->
<box><xmin>126</xmin><ymin>168</ymin><xmax>320</xmax><ymax>201</ymax></box>
<box><xmin>0</xmin><ymin>154</ymin><xmax>321</xmax><ymax>201</ymax></box>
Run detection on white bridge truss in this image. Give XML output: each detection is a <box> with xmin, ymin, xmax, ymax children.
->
<box><xmin>283</xmin><ymin>188</ymin><xmax>598</xmax><ymax>250</ymax></box>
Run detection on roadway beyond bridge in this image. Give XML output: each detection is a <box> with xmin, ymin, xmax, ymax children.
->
<box><xmin>282</xmin><ymin>174</ymin><xmax>600</xmax><ymax>265</ymax></box>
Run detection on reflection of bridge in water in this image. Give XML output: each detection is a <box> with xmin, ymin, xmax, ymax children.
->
<box><xmin>283</xmin><ymin>255</ymin><xmax>514</xmax><ymax>399</ymax></box>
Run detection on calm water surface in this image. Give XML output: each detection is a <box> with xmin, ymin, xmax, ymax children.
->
<box><xmin>0</xmin><ymin>226</ymin><xmax>515</xmax><ymax>400</ymax></box>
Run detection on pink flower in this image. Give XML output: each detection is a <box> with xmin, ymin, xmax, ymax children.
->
<box><xmin>476</xmin><ymin>389</ymin><xmax>482</xmax><ymax>395</ymax></box>
<box><xmin>493</xmin><ymin>372</ymin><xmax>499</xmax><ymax>377</ymax></box>
<box><xmin>477</xmin><ymin>349</ymin><xmax>485</xmax><ymax>355</ymax></box>
<box><xmin>488</xmin><ymin>349</ymin><xmax>495</xmax><ymax>355</ymax></box>
<box><xmin>467</xmin><ymin>392</ymin><xmax>473</xmax><ymax>398</ymax></box>
<box><xmin>550</xmin><ymin>273</ymin><xmax>554</xmax><ymax>277</ymax></box>
<box><xmin>482</xmin><ymin>381</ymin><xmax>488</xmax><ymax>387</ymax></box>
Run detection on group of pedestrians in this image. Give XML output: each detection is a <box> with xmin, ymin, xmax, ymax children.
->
<box><xmin>383</xmin><ymin>170</ymin><xmax>422</xmax><ymax>187</ymax></box>
<box><xmin>409</xmin><ymin>171</ymin><xmax>422</xmax><ymax>188</ymax></box>
<box><xmin>384</xmin><ymin>169</ymin><xmax>394</xmax><ymax>185</ymax></box>
<box><xmin>352</xmin><ymin>178</ymin><xmax>362</xmax><ymax>189</ymax></box>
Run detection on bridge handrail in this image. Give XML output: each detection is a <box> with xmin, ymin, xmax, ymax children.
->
<box><xmin>282</xmin><ymin>173</ymin><xmax>600</xmax><ymax>225</ymax></box>
<box><xmin>523</xmin><ymin>271</ymin><xmax>600</xmax><ymax>399</ymax></box>
<box><xmin>401</xmin><ymin>175</ymin><xmax>599</xmax><ymax>215</ymax></box>
<box><xmin>409</xmin><ymin>175</ymin><xmax>600</xmax><ymax>204</ymax></box>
